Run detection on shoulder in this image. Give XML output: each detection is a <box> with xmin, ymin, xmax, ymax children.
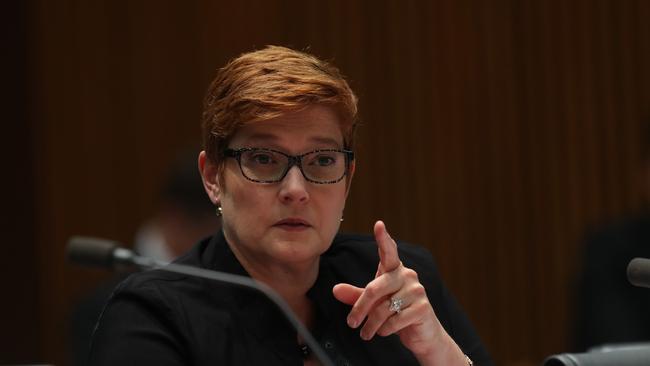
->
<box><xmin>582</xmin><ymin>212</ymin><xmax>650</xmax><ymax>271</ymax></box>
<box><xmin>327</xmin><ymin>233</ymin><xmax>443</xmax><ymax>287</ymax></box>
<box><xmin>331</xmin><ymin>233</ymin><xmax>434</xmax><ymax>260</ymax></box>
<box><xmin>113</xmin><ymin>239</ymin><xmax>205</xmax><ymax>297</ymax></box>
<box><xmin>584</xmin><ymin>212</ymin><xmax>650</xmax><ymax>249</ymax></box>
<box><xmin>107</xmin><ymin>234</ymin><xmax>233</xmax><ymax>315</ymax></box>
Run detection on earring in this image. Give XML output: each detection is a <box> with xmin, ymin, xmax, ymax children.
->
<box><xmin>216</xmin><ymin>205</ymin><xmax>223</xmax><ymax>217</ymax></box>
<box><xmin>340</xmin><ymin>216</ymin><xmax>344</xmax><ymax>222</ymax></box>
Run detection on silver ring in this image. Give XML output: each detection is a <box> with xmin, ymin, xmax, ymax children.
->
<box><xmin>389</xmin><ymin>297</ymin><xmax>404</xmax><ymax>313</ymax></box>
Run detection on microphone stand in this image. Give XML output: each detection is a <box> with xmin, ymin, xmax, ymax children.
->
<box><xmin>78</xmin><ymin>242</ymin><xmax>335</xmax><ymax>366</ymax></box>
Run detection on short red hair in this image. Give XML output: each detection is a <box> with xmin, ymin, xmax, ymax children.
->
<box><xmin>201</xmin><ymin>46</ymin><xmax>358</xmax><ymax>167</ymax></box>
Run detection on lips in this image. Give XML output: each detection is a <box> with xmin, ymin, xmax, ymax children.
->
<box><xmin>274</xmin><ymin>218</ymin><xmax>311</xmax><ymax>229</ymax></box>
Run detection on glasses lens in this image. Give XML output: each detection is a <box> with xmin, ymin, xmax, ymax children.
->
<box><xmin>302</xmin><ymin>150</ymin><xmax>347</xmax><ymax>183</ymax></box>
<box><xmin>239</xmin><ymin>149</ymin><xmax>289</xmax><ymax>182</ymax></box>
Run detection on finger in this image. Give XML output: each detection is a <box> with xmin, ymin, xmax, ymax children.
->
<box><xmin>359</xmin><ymin>291</ymin><xmax>412</xmax><ymax>340</ymax></box>
<box><xmin>332</xmin><ymin>283</ymin><xmax>363</xmax><ymax>306</ymax></box>
<box><xmin>374</xmin><ymin>220</ymin><xmax>401</xmax><ymax>273</ymax></box>
<box><xmin>376</xmin><ymin>300</ymin><xmax>432</xmax><ymax>337</ymax></box>
<box><xmin>363</xmin><ymin>272</ymin><xmax>427</xmax><ymax>339</ymax></box>
<box><xmin>346</xmin><ymin>271</ymin><xmax>402</xmax><ymax>328</ymax></box>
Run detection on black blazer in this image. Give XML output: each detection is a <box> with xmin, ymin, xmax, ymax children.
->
<box><xmin>88</xmin><ymin>230</ymin><xmax>492</xmax><ymax>365</ymax></box>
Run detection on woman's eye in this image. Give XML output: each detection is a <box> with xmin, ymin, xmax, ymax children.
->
<box><xmin>313</xmin><ymin>155</ymin><xmax>335</xmax><ymax>166</ymax></box>
<box><xmin>251</xmin><ymin>153</ymin><xmax>275</xmax><ymax>165</ymax></box>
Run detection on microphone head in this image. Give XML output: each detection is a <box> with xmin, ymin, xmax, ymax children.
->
<box><xmin>544</xmin><ymin>345</ymin><xmax>650</xmax><ymax>366</ymax></box>
<box><xmin>627</xmin><ymin>257</ymin><xmax>650</xmax><ymax>289</ymax></box>
<box><xmin>67</xmin><ymin>236</ymin><xmax>125</xmax><ymax>269</ymax></box>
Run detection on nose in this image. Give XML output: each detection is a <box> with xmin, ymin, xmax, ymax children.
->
<box><xmin>279</xmin><ymin>166</ymin><xmax>310</xmax><ymax>204</ymax></box>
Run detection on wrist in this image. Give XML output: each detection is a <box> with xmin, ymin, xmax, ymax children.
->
<box><xmin>413</xmin><ymin>331</ymin><xmax>469</xmax><ymax>366</ymax></box>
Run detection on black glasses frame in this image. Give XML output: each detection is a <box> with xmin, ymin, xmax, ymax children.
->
<box><xmin>224</xmin><ymin>147</ymin><xmax>355</xmax><ymax>184</ymax></box>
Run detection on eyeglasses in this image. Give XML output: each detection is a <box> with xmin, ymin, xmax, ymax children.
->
<box><xmin>224</xmin><ymin>147</ymin><xmax>355</xmax><ymax>184</ymax></box>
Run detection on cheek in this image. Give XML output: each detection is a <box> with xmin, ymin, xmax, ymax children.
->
<box><xmin>316</xmin><ymin>186</ymin><xmax>348</xmax><ymax>225</ymax></box>
<box><xmin>221</xmin><ymin>169</ymin><xmax>265</xmax><ymax>219</ymax></box>
<box><xmin>316</xmin><ymin>190</ymin><xmax>347</xmax><ymax>249</ymax></box>
<box><xmin>220</xmin><ymin>182</ymin><xmax>271</xmax><ymax>247</ymax></box>
<box><xmin>224</xmin><ymin>181</ymin><xmax>267</xmax><ymax>215</ymax></box>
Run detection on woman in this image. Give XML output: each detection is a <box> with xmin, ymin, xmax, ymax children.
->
<box><xmin>88</xmin><ymin>46</ymin><xmax>492</xmax><ymax>365</ymax></box>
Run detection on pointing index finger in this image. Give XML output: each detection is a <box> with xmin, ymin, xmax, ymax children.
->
<box><xmin>374</xmin><ymin>220</ymin><xmax>401</xmax><ymax>273</ymax></box>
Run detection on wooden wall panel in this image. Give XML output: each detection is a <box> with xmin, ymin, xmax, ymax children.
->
<box><xmin>4</xmin><ymin>0</ymin><xmax>648</xmax><ymax>364</ymax></box>
<box><xmin>1</xmin><ymin>1</ymin><xmax>38</xmax><ymax>363</ymax></box>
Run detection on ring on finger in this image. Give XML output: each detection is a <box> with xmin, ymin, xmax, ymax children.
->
<box><xmin>388</xmin><ymin>297</ymin><xmax>404</xmax><ymax>313</ymax></box>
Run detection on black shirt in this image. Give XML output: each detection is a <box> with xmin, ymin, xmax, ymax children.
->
<box><xmin>573</xmin><ymin>212</ymin><xmax>650</xmax><ymax>351</ymax></box>
<box><xmin>88</xmin><ymin>231</ymin><xmax>492</xmax><ymax>365</ymax></box>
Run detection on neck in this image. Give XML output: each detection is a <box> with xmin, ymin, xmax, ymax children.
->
<box><xmin>227</xmin><ymin>242</ymin><xmax>319</xmax><ymax>325</ymax></box>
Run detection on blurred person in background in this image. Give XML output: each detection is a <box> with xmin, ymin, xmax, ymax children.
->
<box><xmin>70</xmin><ymin>151</ymin><xmax>220</xmax><ymax>366</ymax></box>
<box><xmin>134</xmin><ymin>151</ymin><xmax>222</xmax><ymax>263</ymax></box>
<box><xmin>572</xmin><ymin>123</ymin><xmax>650</xmax><ymax>351</ymax></box>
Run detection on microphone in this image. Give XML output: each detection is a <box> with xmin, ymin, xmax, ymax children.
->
<box><xmin>543</xmin><ymin>344</ymin><xmax>650</xmax><ymax>365</ymax></box>
<box><xmin>66</xmin><ymin>236</ymin><xmax>335</xmax><ymax>366</ymax></box>
<box><xmin>67</xmin><ymin>236</ymin><xmax>143</xmax><ymax>270</ymax></box>
<box><xmin>627</xmin><ymin>258</ymin><xmax>650</xmax><ymax>289</ymax></box>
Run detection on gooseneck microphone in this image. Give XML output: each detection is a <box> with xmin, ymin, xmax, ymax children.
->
<box><xmin>627</xmin><ymin>257</ymin><xmax>650</xmax><ymax>289</ymax></box>
<box><xmin>66</xmin><ymin>236</ymin><xmax>335</xmax><ymax>366</ymax></box>
<box><xmin>541</xmin><ymin>257</ymin><xmax>650</xmax><ymax>365</ymax></box>
<box><xmin>543</xmin><ymin>345</ymin><xmax>650</xmax><ymax>366</ymax></box>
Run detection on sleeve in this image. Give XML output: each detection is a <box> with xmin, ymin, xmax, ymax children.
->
<box><xmin>87</xmin><ymin>280</ymin><xmax>189</xmax><ymax>366</ymax></box>
<box><xmin>436</xmin><ymin>282</ymin><xmax>493</xmax><ymax>366</ymax></box>
<box><xmin>398</xmin><ymin>243</ymin><xmax>494</xmax><ymax>366</ymax></box>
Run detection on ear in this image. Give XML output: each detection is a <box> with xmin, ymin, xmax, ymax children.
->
<box><xmin>198</xmin><ymin>151</ymin><xmax>221</xmax><ymax>205</ymax></box>
<box><xmin>344</xmin><ymin>160</ymin><xmax>356</xmax><ymax>198</ymax></box>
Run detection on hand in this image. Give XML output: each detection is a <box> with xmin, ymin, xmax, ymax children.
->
<box><xmin>332</xmin><ymin>221</ymin><xmax>466</xmax><ymax>365</ymax></box>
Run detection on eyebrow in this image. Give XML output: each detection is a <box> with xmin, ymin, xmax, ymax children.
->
<box><xmin>244</xmin><ymin>133</ymin><xmax>343</xmax><ymax>147</ymax></box>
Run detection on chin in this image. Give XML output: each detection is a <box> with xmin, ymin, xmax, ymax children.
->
<box><xmin>269</xmin><ymin>237</ymin><xmax>328</xmax><ymax>264</ymax></box>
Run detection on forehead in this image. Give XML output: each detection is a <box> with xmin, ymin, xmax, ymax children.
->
<box><xmin>230</xmin><ymin>105</ymin><xmax>345</xmax><ymax>149</ymax></box>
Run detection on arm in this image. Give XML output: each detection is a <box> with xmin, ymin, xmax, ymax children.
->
<box><xmin>87</xmin><ymin>280</ymin><xmax>188</xmax><ymax>366</ymax></box>
<box><xmin>333</xmin><ymin>221</ymin><xmax>490</xmax><ymax>365</ymax></box>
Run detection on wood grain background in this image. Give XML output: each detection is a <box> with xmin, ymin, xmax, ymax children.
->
<box><xmin>4</xmin><ymin>1</ymin><xmax>650</xmax><ymax>365</ymax></box>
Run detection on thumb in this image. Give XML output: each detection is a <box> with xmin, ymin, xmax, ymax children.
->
<box><xmin>332</xmin><ymin>283</ymin><xmax>363</xmax><ymax>305</ymax></box>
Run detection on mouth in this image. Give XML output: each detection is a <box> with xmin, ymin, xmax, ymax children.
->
<box><xmin>274</xmin><ymin>218</ymin><xmax>311</xmax><ymax>230</ymax></box>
